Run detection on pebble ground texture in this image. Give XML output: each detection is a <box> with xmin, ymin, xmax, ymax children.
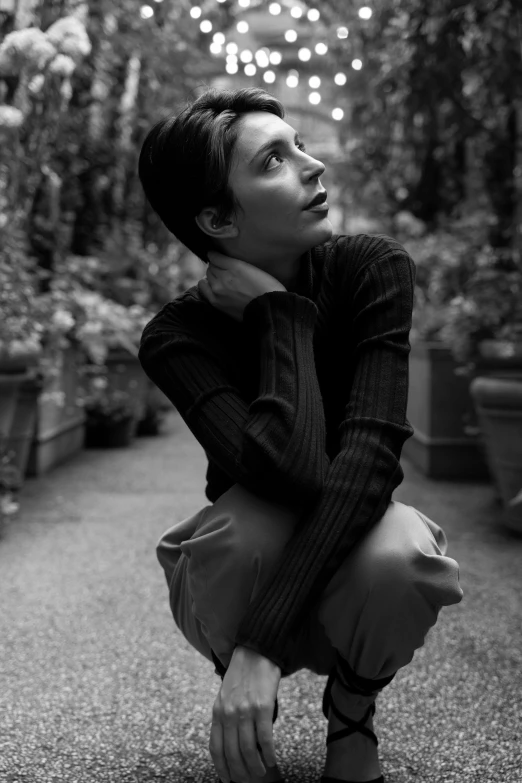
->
<box><xmin>1</xmin><ymin>410</ymin><xmax>521</xmax><ymax>783</ymax></box>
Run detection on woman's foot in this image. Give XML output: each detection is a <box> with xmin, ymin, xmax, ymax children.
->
<box><xmin>322</xmin><ymin>679</ymin><xmax>382</xmax><ymax>782</ymax></box>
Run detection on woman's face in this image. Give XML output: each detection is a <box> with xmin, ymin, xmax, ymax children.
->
<box><xmin>223</xmin><ymin>111</ymin><xmax>333</xmax><ymax>263</ymax></box>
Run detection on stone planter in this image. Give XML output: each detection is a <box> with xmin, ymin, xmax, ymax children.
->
<box><xmin>25</xmin><ymin>346</ymin><xmax>86</xmax><ymax>477</ymax></box>
<box><xmin>470</xmin><ymin>376</ymin><xmax>522</xmax><ymax>534</ymax></box>
<box><xmin>4</xmin><ymin>374</ymin><xmax>43</xmax><ymax>478</ymax></box>
<box><xmin>0</xmin><ymin>372</ymin><xmax>28</xmax><ymax>447</ymax></box>
<box><xmin>84</xmin><ymin>415</ymin><xmax>135</xmax><ymax>449</ymax></box>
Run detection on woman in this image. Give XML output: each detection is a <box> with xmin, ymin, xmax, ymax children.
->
<box><xmin>137</xmin><ymin>87</ymin><xmax>463</xmax><ymax>783</ymax></box>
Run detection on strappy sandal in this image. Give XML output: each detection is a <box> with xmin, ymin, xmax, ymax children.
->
<box><xmin>213</xmin><ymin>650</ymin><xmax>285</xmax><ymax>783</ymax></box>
<box><xmin>320</xmin><ymin>664</ymin><xmax>384</xmax><ymax>783</ymax></box>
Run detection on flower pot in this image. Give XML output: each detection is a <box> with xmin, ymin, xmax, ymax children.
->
<box><xmin>402</xmin><ymin>341</ymin><xmax>491</xmax><ymax>479</ymax></box>
<box><xmin>104</xmin><ymin>348</ymin><xmax>149</xmax><ymax>429</ymax></box>
<box><xmin>25</xmin><ymin>346</ymin><xmax>87</xmax><ymax>477</ymax></box>
<box><xmin>470</xmin><ymin>376</ymin><xmax>522</xmax><ymax>534</ymax></box>
<box><xmin>0</xmin><ymin>373</ymin><xmax>28</xmax><ymax>444</ymax></box>
<box><xmin>84</xmin><ymin>415</ymin><xmax>135</xmax><ymax>448</ymax></box>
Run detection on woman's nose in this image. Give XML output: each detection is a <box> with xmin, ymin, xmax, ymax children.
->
<box><xmin>305</xmin><ymin>155</ymin><xmax>326</xmax><ymax>180</ymax></box>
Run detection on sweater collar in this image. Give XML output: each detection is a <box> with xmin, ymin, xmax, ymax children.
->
<box><xmin>286</xmin><ymin>248</ymin><xmax>315</xmax><ymax>300</ymax></box>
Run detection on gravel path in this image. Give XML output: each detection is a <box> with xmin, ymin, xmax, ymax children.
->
<box><xmin>0</xmin><ymin>411</ymin><xmax>520</xmax><ymax>783</ymax></box>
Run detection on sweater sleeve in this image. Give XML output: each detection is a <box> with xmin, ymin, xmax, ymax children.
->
<box><xmin>138</xmin><ymin>291</ymin><xmax>329</xmax><ymax>506</ymax></box>
<box><xmin>234</xmin><ymin>244</ymin><xmax>416</xmax><ymax>673</ymax></box>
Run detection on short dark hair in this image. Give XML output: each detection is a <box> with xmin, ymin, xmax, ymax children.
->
<box><xmin>138</xmin><ymin>87</ymin><xmax>285</xmax><ymax>263</ymax></box>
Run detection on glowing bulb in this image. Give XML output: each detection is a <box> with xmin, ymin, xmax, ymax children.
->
<box><xmin>140</xmin><ymin>5</ymin><xmax>154</xmax><ymax>19</ymax></box>
<box><xmin>315</xmin><ymin>42</ymin><xmax>328</xmax><ymax>55</ymax></box>
<box><xmin>245</xmin><ymin>63</ymin><xmax>257</xmax><ymax>76</ymax></box>
<box><xmin>189</xmin><ymin>6</ymin><xmax>201</xmax><ymax>18</ymax></box>
<box><xmin>284</xmin><ymin>29</ymin><xmax>297</xmax><ymax>42</ymax></box>
<box><xmin>359</xmin><ymin>6</ymin><xmax>372</xmax><ymax>19</ymax></box>
<box><xmin>269</xmin><ymin>2</ymin><xmax>281</xmax><ymax>14</ymax></box>
<box><xmin>337</xmin><ymin>26</ymin><xmax>349</xmax><ymax>39</ymax></box>
<box><xmin>255</xmin><ymin>50</ymin><xmax>270</xmax><ymax>68</ymax></box>
<box><xmin>237</xmin><ymin>20</ymin><xmax>249</xmax><ymax>33</ymax></box>
<box><xmin>298</xmin><ymin>47</ymin><xmax>311</xmax><ymax>61</ymax></box>
<box><xmin>238</xmin><ymin>0</ymin><xmax>250</xmax><ymax>6</ymax></box>
<box><xmin>334</xmin><ymin>72</ymin><xmax>347</xmax><ymax>85</ymax></box>
<box><xmin>213</xmin><ymin>32</ymin><xmax>225</xmax><ymax>44</ymax></box>
<box><xmin>240</xmin><ymin>49</ymin><xmax>253</xmax><ymax>63</ymax></box>
<box><xmin>226</xmin><ymin>53</ymin><xmax>238</xmax><ymax>63</ymax></box>
<box><xmin>286</xmin><ymin>74</ymin><xmax>299</xmax><ymax>88</ymax></box>
<box><xmin>200</xmin><ymin>19</ymin><xmax>212</xmax><ymax>33</ymax></box>
<box><xmin>209</xmin><ymin>42</ymin><xmax>222</xmax><ymax>54</ymax></box>
<box><xmin>307</xmin><ymin>8</ymin><xmax>320</xmax><ymax>21</ymax></box>
<box><xmin>226</xmin><ymin>42</ymin><xmax>238</xmax><ymax>54</ymax></box>
<box><xmin>269</xmin><ymin>51</ymin><xmax>282</xmax><ymax>65</ymax></box>
<box><xmin>226</xmin><ymin>62</ymin><xmax>238</xmax><ymax>74</ymax></box>
<box><xmin>332</xmin><ymin>108</ymin><xmax>344</xmax><ymax>120</ymax></box>
<box><xmin>264</xmin><ymin>70</ymin><xmax>276</xmax><ymax>83</ymax></box>
<box><xmin>309</xmin><ymin>75</ymin><xmax>321</xmax><ymax>88</ymax></box>
<box><xmin>352</xmin><ymin>58</ymin><xmax>363</xmax><ymax>70</ymax></box>
<box><xmin>308</xmin><ymin>92</ymin><xmax>321</xmax><ymax>105</ymax></box>
<box><xmin>290</xmin><ymin>6</ymin><xmax>303</xmax><ymax>18</ymax></box>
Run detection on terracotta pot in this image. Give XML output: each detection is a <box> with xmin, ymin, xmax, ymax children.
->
<box><xmin>470</xmin><ymin>376</ymin><xmax>522</xmax><ymax>534</ymax></box>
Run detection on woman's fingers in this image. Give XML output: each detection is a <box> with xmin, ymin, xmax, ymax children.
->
<box><xmin>238</xmin><ymin>716</ymin><xmax>267</xmax><ymax>778</ymax></box>
<box><xmin>222</xmin><ymin>715</ymin><xmax>250</xmax><ymax>783</ymax></box>
<box><xmin>255</xmin><ymin>707</ymin><xmax>278</xmax><ymax>768</ymax></box>
<box><xmin>209</xmin><ymin>719</ymin><xmax>231</xmax><ymax>783</ymax></box>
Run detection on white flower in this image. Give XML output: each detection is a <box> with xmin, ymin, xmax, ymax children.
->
<box><xmin>28</xmin><ymin>73</ymin><xmax>45</xmax><ymax>94</ymax></box>
<box><xmin>45</xmin><ymin>16</ymin><xmax>91</xmax><ymax>63</ymax></box>
<box><xmin>49</xmin><ymin>53</ymin><xmax>76</xmax><ymax>77</ymax></box>
<box><xmin>52</xmin><ymin>308</ymin><xmax>75</xmax><ymax>331</ymax></box>
<box><xmin>0</xmin><ymin>27</ymin><xmax>56</xmax><ymax>75</ymax></box>
<box><xmin>0</xmin><ymin>104</ymin><xmax>24</xmax><ymax>129</ymax></box>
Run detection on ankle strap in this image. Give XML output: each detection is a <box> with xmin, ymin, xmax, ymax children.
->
<box><xmin>335</xmin><ymin>651</ymin><xmax>396</xmax><ymax>697</ymax></box>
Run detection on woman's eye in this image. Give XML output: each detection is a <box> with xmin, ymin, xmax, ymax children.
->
<box><xmin>265</xmin><ymin>142</ymin><xmax>307</xmax><ymax>169</ymax></box>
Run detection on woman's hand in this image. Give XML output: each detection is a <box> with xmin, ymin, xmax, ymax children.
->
<box><xmin>197</xmin><ymin>250</ymin><xmax>287</xmax><ymax>322</ymax></box>
<box><xmin>209</xmin><ymin>645</ymin><xmax>281</xmax><ymax>783</ymax></box>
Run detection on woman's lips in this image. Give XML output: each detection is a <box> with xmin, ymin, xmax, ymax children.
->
<box><xmin>305</xmin><ymin>202</ymin><xmax>329</xmax><ymax>212</ymax></box>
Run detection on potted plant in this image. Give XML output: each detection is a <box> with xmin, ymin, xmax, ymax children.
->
<box><xmin>81</xmin><ymin>370</ymin><xmax>138</xmax><ymax>448</ymax></box>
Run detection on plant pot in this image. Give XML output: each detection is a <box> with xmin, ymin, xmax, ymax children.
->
<box><xmin>104</xmin><ymin>348</ymin><xmax>149</xmax><ymax>426</ymax></box>
<box><xmin>84</xmin><ymin>415</ymin><xmax>135</xmax><ymax>448</ymax></box>
<box><xmin>0</xmin><ymin>372</ymin><xmax>28</xmax><ymax>444</ymax></box>
<box><xmin>26</xmin><ymin>346</ymin><xmax>87</xmax><ymax>477</ymax></box>
<box><xmin>4</xmin><ymin>374</ymin><xmax>43</xmax><ymax>478</ymax></box>
<box><xmin>0</xmin><ymin>348</ymin><xmax>41</xmax><ymax>374</ymax></box>
<box><xmin>470</xmin><ymin>376</ymin><xmax>522</xmax><ymax>534</ymax></box>
<box><xmin>402</xmin><ymin>341</ymin><xmax>490</xmax><ymax>479</ymax></box>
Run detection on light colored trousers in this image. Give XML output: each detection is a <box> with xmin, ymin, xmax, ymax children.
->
<box><xmin>157</xmin><ymin>483</ymin><xmax>463</xmax><ymax>681</ymax></box>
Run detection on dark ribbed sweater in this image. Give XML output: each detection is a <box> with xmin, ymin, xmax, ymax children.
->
<box><xmin>138</xmin><ymin>233</ymin><xmax>416</xmax><ymax>675</ymax></box>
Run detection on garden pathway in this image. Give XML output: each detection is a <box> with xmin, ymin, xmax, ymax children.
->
<box><xmin>0</xmin><ymin>410</ymin><xmax>520</xmax><ymax>783</ymax></box>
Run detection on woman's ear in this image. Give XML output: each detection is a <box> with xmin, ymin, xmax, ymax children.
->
<box><xmin>195</xmin><ymin>207</ymin><xmax>239</xmax><ymax>239</ymax></box>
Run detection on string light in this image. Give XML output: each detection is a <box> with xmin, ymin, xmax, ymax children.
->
<box><xmin>264</xmin><ymin>70</ymin><xmax>276</xmax><ymax>83</ymax></box>
<box><xmin>359</xmin><ymin>6</ymin><xmax>372</xmax><ymax>18</ymax></box>
<box><xmin>309</xmin><ymin>75</ymin><xmax>321</xmax><ymax>88</ymax></box>
<box><xmin>332</xmin><ymin>108</ymin><xmax>344</xmax><ymax>120</ymax></box>
<box><xmin>189</xmin><ymin>5</ymin><xmax>201</xmax><ymax>18</ymax></box>
<box><xmin>315</xmin><ymin>42</ymin><xmax>328</xmax><ymax>55</ymax></box>
<box><xmin>286</xmin><ymin>73</ymin><xmax>299</xmax><ymax>87</ymax></box>
<box><xmin>245</xmin><ymin>63</ymin><xmax>257</xmax><ymax>76</ymax></box>
<box><xmin>209</xmin><ymin>42</ymin><xmax>222</xmax><ymax>54</ymax></box>
<box><xmin>237</xmin><ymin>20</ymin><xmax>249</xmax><ymax>33</ymax></box>
<box><xmin>255</xmin><ymin>50</ymin><xmax>270</xmax><ymax>68</ymax></box>
<box><xmin>284</xmin><ymin>29</ymin><xmax>298</xmax><ymax>42</ymax></box>
<box><xmin>308</xmin><ymin>92</ymin><xmax>321</xmax><ymax>104</ymax></box>
<box><xmin>352</xmin><ymin>58</ymin><xmax>363</xmax><ymax>70</ymax></box>
<box><xmin>290</xmin><ymin>6</ymin><xmax>303</xmax><ymax>18</ymax></box>
<box><xmin>238</xmin><ymin>0</ymin><xmax>251</xmax><ymax>6</ymax></box>
<box><xmin>269</xmin><ymin>2</ymin><xmax>281</xmax><ymax>14</ymax></box>
<box><xmin>226</xmin><ymin>62</ymin><xmax>238</xmax><ymax>74</ymax></box>
<box><xmin>298</xmin><ymin>47</ymin><xmax>311</xmax><ymax>61</ymax></box>
<box><xmin>226</xmin><ymin>54</ymin><xmax>238</xmax><ymax>63</ymax></box>
<box><xmin>240</xmin><ymin>49</ymin><xmax>253</xmax><ymax>62</ymax></box>
<box><xmin>337</xmin><ymin>26</ymin><xmax>349</xmax><ymax>38</ymax></box>
<box><xmin>307</xmin><ymin>8</ymin><xmax>320</xmax><ymax>21</ymax></box>
<box><xmin>334</xmin><ymin>72</ymin><xmax>347</xmax><ymax>85</ymax></box>
<box><xmin>213</xmin><ymin>32</ymin><xmax>225</xmax><ymax>44</ymax></box>
<box><xmin>200</xmin><ymin>19</ymin><xmax>212</xmax><ymax>32</ymax></box>
<box><xmin>226</xmin><ymin>42</ymin><xmax>238</xmax><ymax>54</ymax></box>
<box><xmin>269</xmin><ymin>51</ymin><xmax>282</xmax><ymax>65</ymax></box>
<box><xmin>140</xmin><ymin>5</ymin><xmax>154</xmax><ymax>19</ymax></box>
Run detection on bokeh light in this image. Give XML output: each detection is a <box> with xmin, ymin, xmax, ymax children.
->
<box><xmin>307</xmin><ymin>9</ymin><xmax>320</xmax><ymax>22</ymax></box>
<box><xmin>286</xmin><ymin>73</ymin><xmax>299</xmax><ymax>88</ymax></box>
<box><xmin>264</xmin><ymin>70</ymin><xmax>276</xmax><ymax>83</ymax></box>
<box><xmin>337</xmin><ymin>26</ymin><xmax>349</xmax><ymax>39</ymax></box>
<box><xmin>226</xmin><ymin>62</ymin><xmax>238</xmax><ymax>74</ymax></box>
<box><xmin>213</xmin><ymin>32</ymin><xmax>225</xmax><ymax>45</ymax></box>
<box><xmin>352</xmin><ymin>58</ymin><xmax>363</xmax><ymax>70</ymax></box>
<box><xmin>269</xmin><ymin>2</ymin><xmax>281</xmax><ymax>14</ymax></box>
<box><xmin>269</xmin><ymin>51</ymin><xmax>282</xmax><ymax>65</ymax></box>
<box><xmin>298</xmin><ymin>47</ymin><xmax>311</xmax><ymax>61</ymax></box>
<box><xmin>290</xmin><ymin>6</ymin><xmax>303</xmax><ymax>18</ymax></box>
<box><xmin>209</xmin><ymin>42</ymin><xmax>222</xmax><ymax>54</ymax></box>
<box><xmin>238</xmin><ymin>0</ymin><xmax>251</xmax><ymax>6</ymax></box>
<box><xmin>239</xmin><ymin>49</ymin><xmax>253</xmax><ymax>62</ymax></box>
<box><xmin>332</xmin><ymin>108</ymin><xmax>344</xmax><ymax>120</ymax></box>
<box><xmin>359</xmin><ymin>6</ymin><xmax>372</xmax><ymax>19</ymax></box>
<box><xmin>255</xmin><ymin>50</ymin><xmax>270</xmax><ymax>68</ymax></box>
<box><xmin>334</xmin><ymin>72</ymin><xmax>347</xmax><ymax>85</ymax></box>
<box><xmin>226</xmin><ymin>42</ymin><xmax>238</xmax><ymax>54</ymax></box>
<box><xmin>237</xmin><ymin>20</ymin><xmax>249</xmax><ymax>33</ymax></box>
<box><xmin>309</xmin><ymin>92</ymin><xmax>321</xmax><ymax>105</ymax></box>
<box><xmin>200</xmin><ymin>19</ymin><xmax>212</xmax><ymax>33</ymax></box>
<box><xmin>309</xmin><ymin>75</ymin><xmax>321</xmax><ymax>88</ymax></box>
<box><xmin>189</xmin><ymin>5</ymin><xmax>201</xmax><ymax>18</ymax></box>
<box><xmin>315</xmin><ymin>42</ymin><xmax>328</xmax><ymax>55</ymax></box>
<box><xmin>226</xmin><ymin>53</ymin><xmax>238</xmax><ymax>64</ymax></box>
<box><xmin>245</xmin><ymin>63</ymin><xmax>257</xmax><ymax>76</ymax></box>
<box><xmin>140</xmin><ymin>5</ymin><xmax>154</xmax><ymax>19</ymax></box>
<box><xmin>285</xmin><ymin>29</ymin><xmax>298</xmax><ymax>43</ymax></box>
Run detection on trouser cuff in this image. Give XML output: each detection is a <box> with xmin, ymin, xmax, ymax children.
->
<box><xmin>335</xmin><ymin>650</ymin><xmax>397</xmax><ymax>697</ymax></box>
